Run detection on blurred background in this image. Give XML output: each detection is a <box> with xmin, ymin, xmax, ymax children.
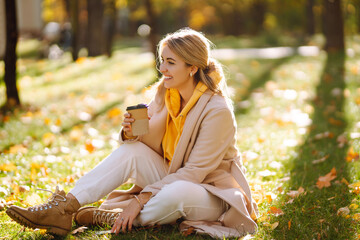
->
<box><xmin>1</xmin><ymin>0</ymin><xmax>357</xmax><ymax>107</ymax></box>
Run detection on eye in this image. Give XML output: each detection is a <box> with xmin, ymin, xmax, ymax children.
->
<box><xmin>168</xmin><ymin>61</ymin><xmax>175</xmax><ymax>65</ymax></box>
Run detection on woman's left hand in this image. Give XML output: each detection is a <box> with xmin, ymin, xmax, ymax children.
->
<box><xmin>111</xmin><ymin>198</ymin><xmax>141</xmax><ymax>234</ymax></box>
<box><xmin>111</xmin><ymin>192</ymin><xmax>151</xmax><ymax>234</ymax></box>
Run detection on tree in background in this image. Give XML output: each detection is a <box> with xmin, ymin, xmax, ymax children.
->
<box><xmin>87</xmin><ymin>0</ymin><xmax>105</xmax><ymax>56</ymax></box>
<box><xmin>4</xmin><ymin>0</ymin><xmax>20</xmax><ymax>108</ymax></box>
<box><xmin>250</xmin><ymin>0</ymin><xmax>267</xmax><ymax>35</ymax></box>
<box><xmin>323</xmin><ymin>0</ymin><xmax>344</xmax><ymax>52</ymax></box>
<box><xmin>69</xmin><ymin>0</ymin><xmax>80</xmax><ymax>61</ymax></box>
<box><xmin>306</xmin><ymin>0</ymin><xmax>315</xmax><ymax>35</ymax></box>
<box><xmin>104</xmin><ymin>0</ymin><xmax>117</xmax><ymax>57</ymax></box>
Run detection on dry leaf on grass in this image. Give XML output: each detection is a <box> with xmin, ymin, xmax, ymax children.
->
<box><xmin>182</xmin><ymin>227</ymin><xmax>195</xmax><ymax>236</ymax></box>
<box><xmin>353</xmin><ymin>213</ymin><xmax>360</xmax><ymax>221</ymax></box>
<box><xmin>312</xmin><ymin>155</ymin><xmax>329</xmax><ymax>164</ymax></box>
<box><xmin>348</xmin><ymin>181</ymin><xmax>360</xmax><ymax>194</ymax></box>
<box><xmin>0</xmin><ymin>163</ymin><xmax>17</xmax><ymax>172</ymax></box>
<box><xmin>71</xmin><ymin>226</ymin><xmax>88</xmax><ymax>234</ymax></box>
<box><xmin>346</xmin><ymin>147</ymin><xmax>359</xmax><ymax>162</ymax></box>
<box><xmin>337</xmin><ymin>207</ymin><xmax>350</xmax><ymax>216</ymax></box>
<box><xmin>269</xmin><ymin>206</ymin><xmax>284</xmax><ymax>216</ymax></box>
<box><xmin>314</xmin><ymin>131</ymin><xmax>334</xmax><ymax>140</ymax></box>
<box><xmin>263</xmin><ymin>221</ymin><xmax>279</xmax><ymax>230</ymax></box>
<box><xmin>287</xmin><ymin>187</ymin><xmax>305</xmax><ymax>198</ymax></box>
<box><xmin>316</xmin><ymin>167</ymin><xmax>337</xmax><ymax>189</ymax></box>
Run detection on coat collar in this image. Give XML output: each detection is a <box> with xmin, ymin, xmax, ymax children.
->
<box><xmin>168</xmin><ymin>90</ymin><xmax>214</xmax><ymax>173</ymax></box>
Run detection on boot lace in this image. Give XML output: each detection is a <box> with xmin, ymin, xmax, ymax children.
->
<box><xmin>93</xmin><ymin>210</ymin><xmax>120</xmax><ymax>226</ymax></box>
<box><xmin>28</xmin><ymin>187</ymin><xmax>66</xmax><ymax>212</ymax></box>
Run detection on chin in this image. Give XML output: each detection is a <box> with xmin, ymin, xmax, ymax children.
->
<box><xmin>163</xmin><ymin>82</ymin><xmax>172</xmax><ymax>89</ymax></box>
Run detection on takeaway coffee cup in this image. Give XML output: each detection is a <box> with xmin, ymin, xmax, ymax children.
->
<box><xmin>126</xmin><ymin>103</ymin><xmax>149</xmax><ymax>136</ymax></box>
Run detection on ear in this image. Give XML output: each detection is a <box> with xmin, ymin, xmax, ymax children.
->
<box><xmin>190</xmin><ymin>66</ymin><xmax>199</xmax><ymax>75</ymax></box>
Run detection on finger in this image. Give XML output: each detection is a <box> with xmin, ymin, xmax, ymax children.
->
<box><xmin>123</xmin><ymin>117</ymin><xmax>134</xmax><ymax>123</ymax></box>
<box><xmin>111</xmin><ymin>223</ymin><xmax>119</xmax><ymax>235</ymax></box>
<box><xmin>124</xmin><ymin>112</ymin><xmax>131</xmax><ymax>118</ymax></box>
<box><xmin>121</xmin><ymin>122</ymin><xmax>131</xmax><ymax>127</ymax></box>
<box><xmin>111</xmin><ymin>216</ymin><xmax>123</xmax><ymax>234</ymax></box>
<box><xmin>121</xmin><ymin>217</ymin><xmax>128</xmax><ymax>232</ymax></box>
<box><xmin>128</xmin><ymin>218</ymin><xmax>134</xmax><ymax>232</ymax></box>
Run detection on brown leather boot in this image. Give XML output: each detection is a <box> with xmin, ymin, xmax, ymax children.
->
<box><xmin>6</xmin><ymin>187</ymin><xmax>80</xmax><ymax>236</ymax></box>
<box><xmin>74</xmin><ymin>206</ymin><xmax>122</xmax><ymax>227</ymax></box>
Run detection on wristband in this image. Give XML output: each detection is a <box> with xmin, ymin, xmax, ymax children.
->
<box><xmin>134</xmin><ymin>195</ymin><xmax>144</xmax><ymax>209</ymax></box>
<box><xmin>123</xmin><ymin>131</ymin><xmax>137</xmax><ymax>139</ymax></box>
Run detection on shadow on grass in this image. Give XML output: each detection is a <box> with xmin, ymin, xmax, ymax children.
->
<box><xmin>269</xmin><ymin>51</ymin><xmax>353</xmax><ymax>239</ymax></box>
<box><xmin>235</xmin><ymin>56</ymin><xmax>294</xmax><ymax>115</ymax></box>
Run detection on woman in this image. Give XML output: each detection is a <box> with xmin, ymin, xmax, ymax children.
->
<box><xmin>6</xmin><ymin>28</ymin><xmax>258</xmax><ymax>238</ymax></box>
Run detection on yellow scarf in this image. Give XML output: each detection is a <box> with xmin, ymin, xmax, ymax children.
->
<box><xmin>162</xmin><ymin>81</ymin><xmax>208</xmax><ymax>163</ymax></box>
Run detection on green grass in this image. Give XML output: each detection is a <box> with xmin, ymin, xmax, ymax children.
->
<box><xmin>1</xmin><ymin>36</ymin><xmax>360</xmax><ymax>239</ymax></box>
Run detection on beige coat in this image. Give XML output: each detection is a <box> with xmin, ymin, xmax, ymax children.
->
<box><xmin>102</xmin><ymin>86</ymin><xmax>258</xmax><ymax>238</ymax></box>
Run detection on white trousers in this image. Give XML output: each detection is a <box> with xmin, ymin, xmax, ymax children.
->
<box><xmin>70</xmin><ymin>142</ymin><xmax>227</xmax><ymax>225</ymax></box>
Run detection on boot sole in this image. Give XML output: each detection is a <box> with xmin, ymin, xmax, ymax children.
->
<box><xmin>6</xmin><ymin>208</ymin><xmax>69</xmax><ymax>236</ymax></box>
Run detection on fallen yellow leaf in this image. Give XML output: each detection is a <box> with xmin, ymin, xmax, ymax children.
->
<box><xmin>11</xmin><ymin>184</ymin><xmax>20</xmax><ymax>195</ymax></box>
<box><xmin>42</xmin><ymin>132</ymin><xmax>56</xmax><ymax>146</ymax></box>
<box><xmin>287</xmin><ymin>187</ymin><xmax>305</xmax><ymax>198</ymax></box>
<box><xmin>270</xmin><ymin>206</ymin><xmax>284</xmax><ymax>216</ymax></box>
<box><xmin>341</xmin><ymin>178</ymin><xmax>349</xmax><ymax>185</ymax></box>
<box><xmin>55</xmin><ymin>118</ymin><xmax>62</xmax><ymax>126</ymax></box>
<box><xmin>44</xmin><ymin>117</ymin><xmax>51</xmax><ymax>125</ymax></box>
<box><xmin>349</xmin><ymin>203</ymin><xmax>359</xmax><ymax>210</ymax></box>
<box><xmin>353</xmin><ymin>213</ymin><xmax>360</xmax><ymax>221</ymax></box>
<box><xmin>348</xmin><ymin>181</ymin><xmax>360</xmax><ymax>194</ymax></box>
<box><xmin>0</xmin><ymin>163</ymin><xmax>17</xmax><ymax>172</ymax></box>
<box><xmin>346</xmin><ymin>147</ymin><xmax>359</xmax><ymax>162</ymax></box>
<box><xmin>70</xmin><ymin>127</ymin><xmax>83</xmax><ymax>141</ymax></box>
<box><xmin>316</xmin><ymin>167</ymin><xmax>337</xmax><ymax>189</ymax></box>
<box><xmin>85</xmin><ymin>140</ymin><xmax>96</xmax><ymax>153</ymax></box>
<box><xmin>75</xmin><ymin>57</ymin><xmax>86</xmax><ymax>64</ymax></box>
<box><xmin>30</xmin><ymin>163</ymin><xmax>48</xmax><ymax>182</ymax></box>
<box><xmin>9</xmin><ymin>144</ymin><xmax>28</xmax><ymax>154</ymax></box>
<box><xmin>107</xmin><ymin>108</ymin><xmax>122</xmax><ymax>119</ymax></box>
<box><xmin>271</xmin><ymin>222</ymin><xmax>279</xmax><ymax>230</ymax></box>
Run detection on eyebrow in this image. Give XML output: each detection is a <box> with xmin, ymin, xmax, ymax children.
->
<box><xmin>161</xmin><ymin>56</ymin><xmax>176</xmax><ymax>62</ymax></box>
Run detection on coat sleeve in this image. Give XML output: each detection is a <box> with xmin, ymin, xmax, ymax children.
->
<box><xmin>142</xmin><ymin>107</ymin><xmax>236</xmax><ymax>195</ymax></box>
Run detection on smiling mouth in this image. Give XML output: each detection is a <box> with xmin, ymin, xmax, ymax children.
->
<box><xmin>164</xmin><ymin>76</ymin><xmax>173</xmax><ymax>80</ymax></box>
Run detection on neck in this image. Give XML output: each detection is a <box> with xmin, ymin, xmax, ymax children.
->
<box><xmin>178</xmin><ymin>82</ymin><xmax>196</xmax><ymax>107</ymax></box>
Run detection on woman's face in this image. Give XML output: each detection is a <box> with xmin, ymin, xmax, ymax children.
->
<box><xmin>159</xmin><ymin>45</ymin><xmax>193</xmax><ymax>91</ymax></box>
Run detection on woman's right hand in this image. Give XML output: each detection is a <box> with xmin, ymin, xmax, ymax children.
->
<box><xmin>122</xmin><ymin>112</ymin><xmax>135</xmax><ymax>138</ymax></box>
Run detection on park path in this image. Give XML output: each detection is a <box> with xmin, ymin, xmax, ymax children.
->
<box><xmin>211</xmin><ymin>46</ymin><xmax>320</xmax><ymax>60</ymax></box>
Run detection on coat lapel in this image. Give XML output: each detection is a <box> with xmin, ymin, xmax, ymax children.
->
<box><xmin>168</xmin><ymin>91</ymin><xmax>213</xmax><ymax>173</ymax></box>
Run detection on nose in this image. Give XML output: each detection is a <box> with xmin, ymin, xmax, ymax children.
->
<box><xmin>159</xmin><ymin>62</ymin><xmax>166</xmax><ymax>74</ymax></box>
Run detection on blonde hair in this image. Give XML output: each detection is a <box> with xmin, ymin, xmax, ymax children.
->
<box><xmin>157</xmin><ymin>28</ymin><xmax>230</xmax><ymax>99</ymax></box>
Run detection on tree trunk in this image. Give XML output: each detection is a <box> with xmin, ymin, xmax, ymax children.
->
<box><xmin>323</xmin><ymin>0</ymin><xmax>344</xmax><ymax>52</ymax></box>
<box><xmin>104</xmin><ymin>0</ymin><xmax>117</xmax><ymax>57</ymax></box>
<box><xmin>306</xmin><ymin>0</ymin><xmax>315</xmax><ymax>35</ymax></box>
<box><xmin>4</xmin><ymin>0</ymin><xmax>20</xmax><ymax>107</ymax></box>
<box><xmin>250</xmin><ymin>0</ymin><xmax>266</xmax><ymax>34</ymax></box>
<box><xmin>70</xmin><ymin>0</ymin><xmax>80</xmax><ymax>60</ymax></box>
<box><xmin>356</xmin><ymin>1</ymin><xmax>360</xmax><ymax>33</ymax></box>
<box><xmin>144</xmin><ymin>0</ymin><xmax>159</xmax><ymax>75</ymax></box>
<box><xmin>87</xmin><ymin>0</ymin><xmax>104</xmax><ymax>56</ymax></box>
